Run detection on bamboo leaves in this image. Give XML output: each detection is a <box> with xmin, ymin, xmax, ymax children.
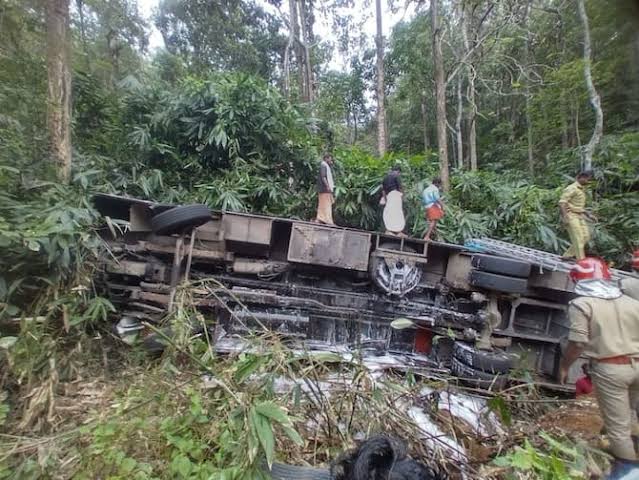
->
<box><xmin>249</xmin><ymin>401</ymin><xmax>304</xmax><ymax>468</ymax></box>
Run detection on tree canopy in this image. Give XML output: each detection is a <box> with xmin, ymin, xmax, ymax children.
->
<box><xmin>1</xmin><ymin>0</ymin><xmax>637</xmax><ymax>263</ymax></box>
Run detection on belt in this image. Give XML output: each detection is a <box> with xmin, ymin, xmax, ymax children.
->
<box><xmin>595</xmin><ymin>355</ymin><xmax>639</xmax><ymax>365</ymax></box>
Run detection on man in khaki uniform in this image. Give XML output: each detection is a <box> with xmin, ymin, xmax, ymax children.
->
<box><xmin>559</xmin><ymin>171</ymin><xmax>595</xmax><ymax>260</ymax></box>
<box><xmin>620</xmin><ymin>249</ymin><xmax>639</xmax><ymax>301</ymax></box>
<box><xmin>559</xmin><ymin>257</ymin><xmax>639</xmax><ymax>479</ymax></box>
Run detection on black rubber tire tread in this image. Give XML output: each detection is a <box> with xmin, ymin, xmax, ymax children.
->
<box><xmin>150</xmin><ymin>204</ymin><xmax>212</xmax><ymax>235</ymax></box>
<box><xmin>450</xmin><ymin>356</ymin><xmax>508</xmax><ymax>391</ymax></box>
<box><xmin>469</xmin><ymin>270</ymin><xmax>528</xmax><ymax>294</ymax></box>
<box><xmin>140</xmin><ymin>327</ymin><xmax>173</xmax><ymax>354</ymax></box>
<box><xmin>452</xmin><ymin>341</ymin><xmax>516</xmax><ymax>374</ymax></box>
<box><xmin>268</xmin><ymin>463</ymin><xmax>331</xmax><ymax>480</ymax></box>
<box><xmin>140</xmin><ymin>324</ymin><xmax>207</xmax><ymax>355</ymax></box>
<box><xmin>471</xmin><ymin>254</ymin><xmax>531</xmax><ymax>278</ymax></box>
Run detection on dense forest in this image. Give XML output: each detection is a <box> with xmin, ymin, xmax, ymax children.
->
<box><xmin>3</xmin><ymin>1</ymin><xmax>639</xmax><ymax>266</ymax></box>
<box><xmin>1</xmin><ymin>0</ymin><xmax>638</xmax><ymax>478</ymax></box>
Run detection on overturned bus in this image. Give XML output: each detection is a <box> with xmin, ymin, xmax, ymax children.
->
<box><xmin>93</xmin><ymin>193</ymin><xmax>634</xmax><ymax>391</ymax></box>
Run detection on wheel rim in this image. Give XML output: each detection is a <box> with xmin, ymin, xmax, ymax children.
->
<box><xmin>370</xmin><ymin>255</ymin><xmax>422</xmax><ymax>296</ymax></box>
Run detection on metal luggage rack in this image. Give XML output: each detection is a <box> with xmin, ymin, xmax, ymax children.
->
<box><xmin>373</xmin><ymin>234</ymin><xmax>428</xmax><ymax>263</ymax></box>
<box><xmin>465</xmin><ymin>238</ymin><xmax>634</xmax><ymax>281</ymax></box>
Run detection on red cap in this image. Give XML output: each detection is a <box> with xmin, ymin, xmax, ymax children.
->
<box><xmin>570</xmin><ymin>257</ymin><xmax>611</xmax><ymax>282</ymax></box>
<box><xmin>633</xmin><ymin>249</ymin><xmax>639</xmax><ymax>270</ymax></box>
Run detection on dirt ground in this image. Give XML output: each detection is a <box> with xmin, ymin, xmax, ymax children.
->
<box><xmin>2</xmin><ymin>363</ymin><xmax>612</xmax><ymax>479</ymax></box>
<box><xmin>538</xmin><ymin>395</ymin><xmax>604</xmax><ymax>442</ymax></box>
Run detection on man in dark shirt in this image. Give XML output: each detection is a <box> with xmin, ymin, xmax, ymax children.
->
<box><xmin>382</xmin><ymin>165</ymin><xmax>402</xmax><ymax>199</ymax></box>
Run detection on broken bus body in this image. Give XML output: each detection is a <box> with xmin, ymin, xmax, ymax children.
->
<box><xmin>93</xmin><ymin>193</ymin><xmax>634</xmax><ymax>389</ymax></box>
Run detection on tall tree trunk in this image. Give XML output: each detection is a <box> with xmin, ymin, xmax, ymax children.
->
<box><xmin>107</xmin><ymin>29</ymin><xmax>121</xmax><ymax>85</ymax></box>
<box><xmin>558</xmin><ymin>7</ymin><xmax>569</xmax><ymax>149</ymax></box>
<box><xmin>577</xmin><ymin>0</ymin><xmax>603</xmax><ymax>171</ymax></box>
<box><xmin>299</xmin><ymin>0</ymin><xmax>314</xmax><ymax>103</ymax></box>
<box><xmin>561</xmin><ymin>101</ymin><xmax>569</xmax><ymax>148</ymax></box>
<box><xmin>288</xmin><ymin>0</ymin><xmax>305</xmax><ymax>100</ymax></box>
<box><xmin>467</xmin><ymin>87</ymin><xmax>477</xmax><ymax>171</ymax></box>
<box><xmin>375</xmin><ymin>0</ymin><xmax>387</xmax><ymax>156</ymax></box>
<box><xmin>574</xmin><ymin>102</ymin><xmax>582</xmax><ymax>148</ymax></box>
<box><xmin>461</xmin><ymin>5</ymin><xmax>477</xmax><ymax>171</ymax></box>
<box><xmin>455</xmin><ymin>75</ymin><xmax>463</xmax><ymax>169</ymax></box>
<box><xmin>420</xmin><ymin>95</ymin><xmax>429</xmax><ymax>152</ymax></box>
<box><xmin>432</xmin><ymin>0</ymin><xmax>449</xmax><ymax>189</ymax></box>
<box><xmin>524</xmin><ymin>0</ymin><xmax>534</xmax><ymax>175</ymax></box>
<box><xmin>284</xmin><ymin>0</ymin><xmax>296</xmax><ymax>98</ymax></box>
<box><xmin>449</xmin><ymin>130</ymin><xmax>455</xmax><ymax>165</ymax></box>
<box><xmin>629</xmin><ymin>30</ymin><xmax>639</xmax><ymax>124</ymax></box>
<box><xmin>526</xmin><ymin>95</ymin><xmax>534</xmax><ymax>173</ymax></box>
<box><xmin>509</xmin><ymin>96</ymin><xmax>519</xmax><ymax>142</ymax></box>
<box><xmin>353</xmin><ymin>109</ymin><xmax>358</xmax><ymax>142</ymax></box>
<box><xmin>47</xmin><ymin>0</ymin><xmax>72</xmax><ymax>183</ymax></box>
<box><xmin>75</xmin><ymin>0</ymin><xmax>90</xmax><ymax>70</ymax></box>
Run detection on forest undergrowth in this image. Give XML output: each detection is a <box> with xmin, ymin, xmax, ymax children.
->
<box><xmin>0</xmin><ymin>283</ymin><xmax>613</xmax><ymax>480</ymax></box>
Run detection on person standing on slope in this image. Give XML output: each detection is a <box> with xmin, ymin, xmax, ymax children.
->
<box><xmin>559</xmin><ymin>170</ymin><xmax>596</xmax><ymax>260</ymax></box>
<box><xmin>381</xmin><ymin>164</ymin><xmax>405</xmax><ymax>235</ymax></box>
<box><xmin>315</xmin><ymin>153</ymin><xmax>335</xmax><ymax>225</ymax></box>
<box><xmin>559</xmin><ymin>257</ymin><xmax>639</xmax><ymax>479</ymax></box>
<box><xmin>422</xmin><ymin>177</ymin><xmax>444</xmax><ymax>242</ymax></box>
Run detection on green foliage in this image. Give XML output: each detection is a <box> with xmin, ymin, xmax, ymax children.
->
<box><xmin>72</xmin><ymin>0</ymin><xmax>148</xmax><ymax>84</ymax></box>
<box><xmin>310</xmin><ymin>145</ymin><xmax>636</xmax><ymax>266</ymax></box>
<box><xmin>0</xmin><ymin>390</ymin><xmax>8</xmax><ymax>427</ymax></box>
<box><xmin>0</xmin><ymin>0</ymin><xmax>47</xmax><ymax>170</ymax></box>
<box><xmin>487</xmin><ymin>395</ymin><xmax>512</xmax><ymax>427</ymax></box>
<box><xmin>132</xmin><ymin>74</ymin><xmax>315</xmax><ymax>171</ymax></box>
<box><xmin>72</xmin><ymin>352</ymin><xmax>305</xmax><ymax>480</ymax></box>
<box><xmin>386</xmin><ymin>13</ymin><xmax>434</xmax><ymax>153</ymax></box>
<box><xmin>249</xmin><ymin>401</ymin><xmax>304</xmax><ymax>468</ymax></box>
<box><xmin>155</xmin><ymin>0</ymin><xmax>285</xmax><ymax>79</ymax></box>
<box><xmin>0</xmin><ymin>174</ymin><xmax>103</xmax><ymax>319</ymax></box>
<box><xmin>493</xmin><ymin>432</ymin><xmax>606</xmax><ymax>479</ymax></box>
<box><xmin>73</xmin><ymin>71</ymin><xmax>131</xmax><ymax>159</ymax></box>
<box><xmin>0</xmin><ymin>162</ymin><xmax>116</xmax><ymax>391</ymax></box>
<box><xmin>315</xmin><ymin>62</ymin><xmax>369</xmax><ymax>146</ymax></box>
<box><xmin>116</xmin><ymin>74</ymin><xmax>319</xmax><ymax>213</ymax></box>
